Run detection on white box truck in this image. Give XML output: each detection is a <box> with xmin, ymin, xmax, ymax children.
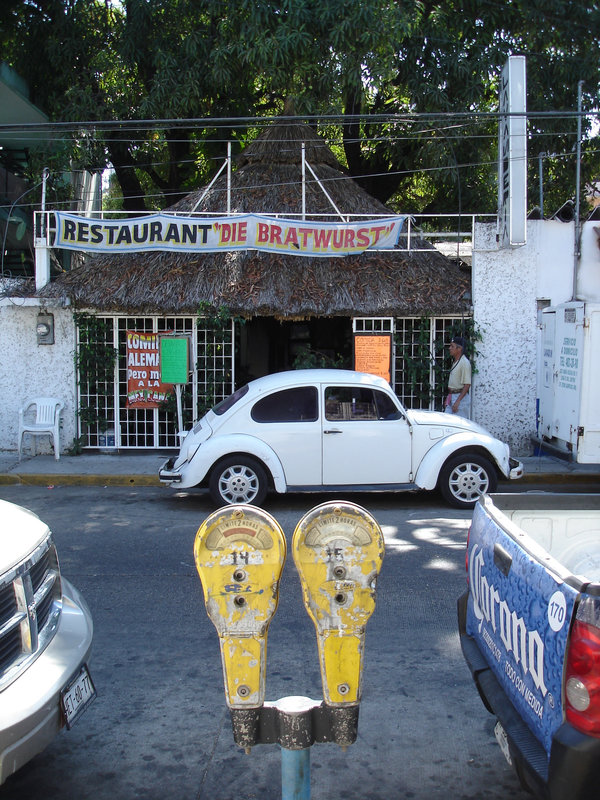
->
<box><xmin>537</xmin><ymin>301</ymin><xmax>600</xmax><ymax>463</ymax></box>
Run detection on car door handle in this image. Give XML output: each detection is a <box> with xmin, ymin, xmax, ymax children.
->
<box><xmin>323</xmin><ymin>429</ymin><xmax>343</xmax><ymax>434</ymax></box>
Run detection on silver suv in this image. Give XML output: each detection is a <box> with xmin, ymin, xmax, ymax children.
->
<box><xmin>0</xmin><ymin>500</ymin><xmax>94</xmax><ymax>785</ymax></box>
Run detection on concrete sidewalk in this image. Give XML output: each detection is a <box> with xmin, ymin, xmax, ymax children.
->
<box><xmin>0</xmin><ymin>450</ymin><xmax>168</xmax><ymax>486</ymax></box>
<box><xmin>0</xmin><ymin>449</ymin><xmax>599</xmax><ymax>488</ymax></box>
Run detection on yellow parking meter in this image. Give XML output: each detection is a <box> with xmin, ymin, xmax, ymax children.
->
<box><xmin>292</xmin><ymin>502</ymin><xmax>384</xmax><ymax>706</ymax></box>
<box><xmin>194</xmin><ymin>505</ymin><xmax>286</xmax><ymax>709</ymax></box>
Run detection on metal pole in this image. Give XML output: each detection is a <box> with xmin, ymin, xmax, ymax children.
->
<box><xmin>40</xmin><ymin>166</ymin><xmax>49</xmax><ymax>236</ymax></box>
<box><xmin>281</xmin><ymin>747</ymin><xmax>310</xmax><ymax>800</ymax></box>
<box><xmin>175</xmin><ymin>384</ymin><xmax>183</xmax><ymax>440</ymax></box>
<box><xmin>538</xmin><ymin>152</ymin><xmax>545</xmax><ymax>218</ymax></box>
<box><xmin>227</xmin><ymin>141</ymin><xmax>232</xmax><ymax>215</ymax></box>
<box><xmin>573</xmin><ymin>80</ymin><xmax>584</xmax><ymax>300</ymax></box>
<box><xmin>301</xmin><ymin>143</ymin><xmax>306</xmax><ymax>221</ymax></box>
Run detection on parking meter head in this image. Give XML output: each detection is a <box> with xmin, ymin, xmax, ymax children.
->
<box><xmin>194</xmin><ymin>505</ymin><xmax>287</xmax><ymax>709</ymax></box>
<box><xmin>292</xmin><ymin>502</ymin><xmax>384</xmax><ymax>706</ymax></box>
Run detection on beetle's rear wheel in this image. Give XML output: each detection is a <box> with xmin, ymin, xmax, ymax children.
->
<box><xmin>209</xmin><ymin>456</ymin><xmax>268</xmax><ymax>506</ymax></box>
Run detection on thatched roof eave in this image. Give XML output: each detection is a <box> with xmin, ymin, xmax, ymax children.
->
<box><xmin>41</xmin><ymin>245</ymin><xmax>470</xmax><ymax>318</ymax></box>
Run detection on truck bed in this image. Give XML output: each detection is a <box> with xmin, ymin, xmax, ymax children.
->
<box><xmin>481</xmin><ymin>493</ymin><xmax>600</xmax><ymax>583</ymax></box>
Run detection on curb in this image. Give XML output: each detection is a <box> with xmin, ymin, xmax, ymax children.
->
<box><xmin>0</xmin><ymin>474</ymin><xmax>162</xmax><ymax>487</ymax></box>
<box><xmin>0</xmin><ymin>473</ymin><xmax>599</xmax><ymax>488</ymax></box>
<box><xmin>500</xmin><ymin>473</ymin><xmax>600</xmax><ymax>486</ymax></box>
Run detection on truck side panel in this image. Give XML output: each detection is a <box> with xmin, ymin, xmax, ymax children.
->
<box><xmin>466</xmin><ymin>501</ymin><xmax>579</xmax><ymax>756</ymax></box>
<box><xmin>579</xmin><ymin>305</ymin><xmax>600</xmax><ymax>463</ymax></box>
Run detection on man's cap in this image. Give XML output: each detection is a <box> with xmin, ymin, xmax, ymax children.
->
<box><xmin>451</xmin><ymin>336</ymin><xmax>466</xmax><ymax>349</ymax></box>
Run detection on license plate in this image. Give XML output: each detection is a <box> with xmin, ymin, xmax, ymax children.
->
<box><xmin>61</xmin><ymin>664</ymin><xmax>96</xmax><ymax>729</ymax></box>
<box><xmin>494</xmin><ymin>720</ymin><xmax>512</xmax><ymax>766</ymax></box>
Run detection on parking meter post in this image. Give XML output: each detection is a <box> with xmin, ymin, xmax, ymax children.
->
<box><xmin>271</xmin><ymin>696</ymin><xmax>318</xmax><ymax>800</ymax></box>
<box><xmin>193</xmin><ymin>505</ymin><xmax>287</xmax><ymax>747</ymax></box>
<box><xmin>281</xmin><ymin>747</ymin><xmax>310</xmax><ymax>800</ymax></box>
<box><xmin>292</xmin><ymin>502</ymin><xmax>384</xmax><ymax>713</ymax></box>
<box><xmin>194</xmin><ymin>502</ymin><xmax>382</xmax><ymax>800</ymax></box>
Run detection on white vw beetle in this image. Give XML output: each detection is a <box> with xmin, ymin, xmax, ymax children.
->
<box><xmin>159</xmin><ymin>369</ymin><xmax>522</xmax><ymax>508</ymax></box>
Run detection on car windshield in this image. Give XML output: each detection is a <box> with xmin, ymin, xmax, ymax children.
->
<box><xmin>212</xmin><ymin>384</ymin><xmax>249</xmax><ymax>415</ymax></box>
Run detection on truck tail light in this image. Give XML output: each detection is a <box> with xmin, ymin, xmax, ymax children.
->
<box><xmin>565</xmin><ymin>618</ymin><xmax>600</xmax><ymax>736</ymax></box>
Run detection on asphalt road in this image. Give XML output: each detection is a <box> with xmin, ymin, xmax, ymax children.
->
<box><xmin>0</xmin><ymin>485</ymin><xmax>530</xmax><ymax>800</ymax></box>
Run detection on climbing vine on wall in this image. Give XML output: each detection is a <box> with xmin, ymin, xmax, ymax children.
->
<box><xmin>437</xmin><ymin>318</ymin><xmax>482</xmax><ymax>406</ymax></box>
<box><xmin>74</xmin><ymin>312</ymin><xmax>118</xmax><ymax>432</ymax></box>
<box><xmin>396</xmin><ymin>317</ymin><xmax>482</xmax><ymax>410</ymax></box>
<box><xmin>196</xmin><ymin>302</ymin><xmax>245</xmax><ymax>417</ymax></box>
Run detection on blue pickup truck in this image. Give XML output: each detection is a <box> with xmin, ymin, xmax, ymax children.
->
<box><xmin>458</xmin><ymin>494</ymin><xmax>600</xmax><ymax>800</ymax></box>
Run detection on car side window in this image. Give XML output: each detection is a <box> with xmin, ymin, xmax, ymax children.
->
<box><xmin>213</xmin><ymin>384</ymin><xmax>249</xmax><ymax>415</ymax></box>
<box><xmin>251</xmin><ymin>386</ymin><xmax>318</xmax><ymax>423</ymax></box>
<box><xmin>325</xmin><ymin>386</ymin><xmax>401</xmax><ymax>420</ymax></box>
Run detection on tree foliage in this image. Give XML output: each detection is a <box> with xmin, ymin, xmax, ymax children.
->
<box><xmin>1</xmin><ymin>0</ymin><xmax>598</xmax><ymax>215</ymax></box>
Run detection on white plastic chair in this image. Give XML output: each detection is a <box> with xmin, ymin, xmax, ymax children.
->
<box><xmin>18</xmin><ymin>398</ymin><xmax>64</xmax><ymax>461</ymax></box>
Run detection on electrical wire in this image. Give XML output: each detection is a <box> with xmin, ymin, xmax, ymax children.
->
<box><xmin>0</xmin><ymin>108</ymin><xmax>598</xmax><ymax>137</ymax></box>
<box><xmin>1</xmin><ymin>111</ymin><xmax>598</xmax><ymax>210</ymax></box>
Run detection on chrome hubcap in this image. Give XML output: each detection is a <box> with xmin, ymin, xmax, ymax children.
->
<box><xmin>219</xmin><ymin>465</ymin><xmax>259</xmax><ymax>503</ymax></box>
<box><xmin>449</xmin><ymin>463</ymin><xmax>489</xmax><ymax>503</ymax></box>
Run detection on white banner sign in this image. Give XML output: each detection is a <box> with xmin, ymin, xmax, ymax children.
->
<box><xmin>54</xmin><ymin>212</ymin><xmax>405</xmax><ymax>257</ymax></box>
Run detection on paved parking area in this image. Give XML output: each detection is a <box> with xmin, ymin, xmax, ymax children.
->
<box><xmin>0</xmin><ymin>484</ymin><xmax>532</xmax><ymax>799</ymax></box>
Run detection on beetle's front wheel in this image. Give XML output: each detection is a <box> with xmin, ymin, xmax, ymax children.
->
<box><xmin>438</xmin><ymin>454</ymin><xmax>497</xmax><ymax>508</ymax></box>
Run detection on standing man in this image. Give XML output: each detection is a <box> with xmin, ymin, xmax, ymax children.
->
<box><xmin>445</xmin><ymin>336</ymin><xmax>471</xmax><ymax>417</ymax></box>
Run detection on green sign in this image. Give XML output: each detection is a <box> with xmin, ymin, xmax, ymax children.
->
<box><xmin>160</xmin><ymin>337</ymin><xmax>189</xmax><ymax>384</ymax></box>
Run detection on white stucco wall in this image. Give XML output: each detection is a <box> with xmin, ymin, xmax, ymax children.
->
<box><xmin>472</xmin><ymin>220</ymin><xmax>580</xmax><ymax>456</ymax></box>
<box><xmin>0</xmin><ymin>300</ymin><xmax>77</xmax><ymax>454</ymax></box>
<box><xmin>578</xmin><ymin>222</ymin><xmax>600</xmax><ymax>301</ymax></box>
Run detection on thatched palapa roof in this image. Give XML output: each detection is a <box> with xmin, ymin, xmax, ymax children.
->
<box><xmin>41</xmin><ymin>120</ymin><xmax>470</xmax><ymax>318</ymax></box>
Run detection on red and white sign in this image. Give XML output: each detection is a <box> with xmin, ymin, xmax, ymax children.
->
<box><xmin>126</xmin><ymin>331</ymin><xmax>173</xmax><ymax>408</ymax></box>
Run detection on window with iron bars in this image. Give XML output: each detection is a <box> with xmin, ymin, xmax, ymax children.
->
<box><xmin>76</xmin><ymin>315</ymin><xmax>234</xmax><ymax>449</ymax></box>
<box><xmin>394</xmin><ymin>317</ymin><xmax>475</xmax><ymax>410</ymax></box>
<box><xmin>354</xmin><ymin>316</ymin><xmax>474</xmax><ymax>411</ymax></box>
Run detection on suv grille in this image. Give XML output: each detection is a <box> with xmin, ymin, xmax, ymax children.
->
<box><xmin>0</xmin><ymin>537</ymin><xmax>62</xmax><ymax>691</ymax></box>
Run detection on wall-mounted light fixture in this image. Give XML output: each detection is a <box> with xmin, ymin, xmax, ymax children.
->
<box><xmin>36</xmin><ymin>312</ymin><xmax>54</xmax><ymax>345</ymax></box>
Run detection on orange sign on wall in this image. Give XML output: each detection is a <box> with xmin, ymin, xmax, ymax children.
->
<box><xmin>353</xmin><ymin>334</ymin><xmax>392</xmax><ymax>384</ymax></box>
